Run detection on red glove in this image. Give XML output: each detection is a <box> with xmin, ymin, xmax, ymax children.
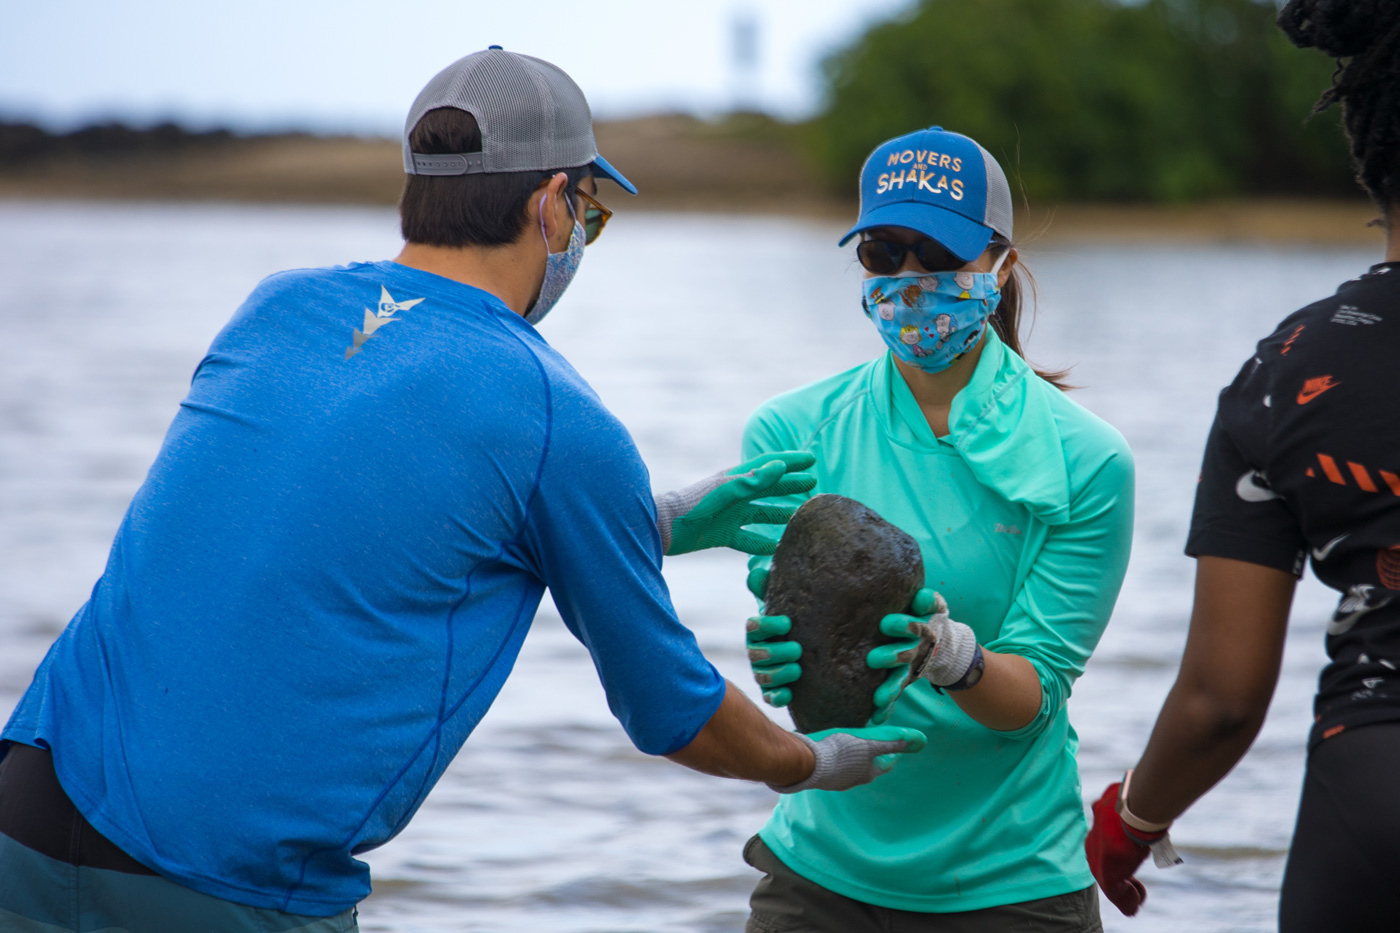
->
<box><xmin>1085</xmin><ymin>782</ymin><xmax>1166</xmax><ymax>917</ymax></box>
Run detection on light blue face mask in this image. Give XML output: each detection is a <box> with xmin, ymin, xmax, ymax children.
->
<box><xmin>526</xmin><ymin>194</ymin><xmax>585</xmax><ymax>326</ymax></box>
<box><xmin>861</xmin><ymin>250</ymin><xmax>1008</xmax><ymax>373</ymax></box>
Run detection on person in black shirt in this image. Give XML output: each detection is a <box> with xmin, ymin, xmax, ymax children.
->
<box><xmin>1082</xmin><ymin>3</ymin><xmax>1400</xmax><ymax>930</ymax></box>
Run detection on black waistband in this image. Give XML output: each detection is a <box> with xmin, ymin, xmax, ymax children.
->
<box><xmin>0</xmin><ymin>742</ymin><xmax>157</xmax><ymax>875</ymax></box>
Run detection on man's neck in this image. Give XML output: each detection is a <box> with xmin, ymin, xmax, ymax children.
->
<box><xmin>393</xmin><ymin>239</ymin><xmax>544</xmax><ymax>317</ymax></box>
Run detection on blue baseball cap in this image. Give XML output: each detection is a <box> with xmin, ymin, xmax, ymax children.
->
<box><xmin>839</xmin><ymin>126</ymin><xmax>1012</xmax><ymax>262</ymax></box>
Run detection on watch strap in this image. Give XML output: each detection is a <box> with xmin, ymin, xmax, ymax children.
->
<box><xmin>1117</xmin><ymin>769</ymin><xmax>1173</xmax><ymax>833</ymax></box>
<box><xmin>941</xmin><ymin>643</ymin><xmax>985</xmax><ymax>692</ymax></box>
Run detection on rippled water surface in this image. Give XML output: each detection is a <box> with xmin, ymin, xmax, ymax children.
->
<box><xmin>0</xmin><ymin>201</ymin><xmax>1375</xmax><ymax>931</ymax></box>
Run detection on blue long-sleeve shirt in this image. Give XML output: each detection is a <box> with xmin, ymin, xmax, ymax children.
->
<box><xmin>3</xmin><ymin>261</ymin><xmax>724</xmax><ymax>915</ymax></box>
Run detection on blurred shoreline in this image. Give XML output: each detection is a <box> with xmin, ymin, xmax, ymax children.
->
<box><xmin>0</xmin><ymin>117</ymin><xmax>1381</xmax><ymax>246</ymax></box>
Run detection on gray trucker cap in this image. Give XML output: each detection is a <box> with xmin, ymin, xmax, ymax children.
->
<box><xmin>402</xmin><ymin>46</ymin><xmax>636</xmax><ymax>194</ymax></box>
<box><xmin>397</xmin><ymin>47</ymin><xmax>632</xmax><ymax>193</ymax></box>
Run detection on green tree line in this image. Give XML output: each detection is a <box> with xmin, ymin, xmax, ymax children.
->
<box><xmin>807</xmin><ymin>0</ymin><xmax>1357</xmax><ymax>202</ymax></box>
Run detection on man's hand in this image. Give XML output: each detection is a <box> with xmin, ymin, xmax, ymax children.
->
<box><xmin>866</xmin><ymin>590</ymin><xmax>980</xmax><ymax>722</ymax></box>
<box><xmin>767</xmin><ymin>726</ymin><xmax>927</xmax><ymax>793</ymax></box>
<box><xmin>665</xmin><ymin>682</ymin><xmax>924</xmax><ymax>791</ymax></box>
<box><xmin>654</xmin><ymin>451</ymin><xmax>816</xmax><ymax>556</ymax></box>
<box><xmin>1085</xmin><ymin>782</ymin><xmax>1167</xmax><ymax>917</ymax></box>
<box><xmin>745</xmin><ymin>566</ymin><xmax>802</xmax><ymax>707</ymax></box>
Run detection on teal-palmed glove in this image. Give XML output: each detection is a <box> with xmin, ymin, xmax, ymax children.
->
<box><xmin>654</xmin><ymin>451</ymin><xmax>816</xmax><ymax>556</ymax></box>
<box><xmin>744</xmin><ymin>565</ymin><xmax>802</xmax><ymax>707</ymax></box>
<box><xmin>867</xmin><ymin>589</ymin><xmax>982</xmax><ymax>724</ymax></box>
<box><xmin>767</xmin><ymin>725</ymin><xmax>928</xmax><ymax>793</ymax></box>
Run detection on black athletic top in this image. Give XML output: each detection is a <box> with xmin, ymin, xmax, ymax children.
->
<box><xmin>1186</xmin><ymin>262</ymin><xmax>1400</xmax><ymax>749</ymax></box>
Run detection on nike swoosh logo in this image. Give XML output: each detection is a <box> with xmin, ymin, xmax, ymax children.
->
<box><xmin>1329</xmin><ymin>611</ymin><xmax>1362</xmax><ymax>635</ymax></box>
<box><xmin>1312</xmin><ymin>535</ymin><xmax>1348</xmax><ymax>561</ymax></box>
<box><xmin>1330</xmin><ymin>603</ymin><xmax>1387</xmax><ymax>636</ymax></box>
<box><xmin>1329</xmin><ymin>589</ymin><xmax>1394</xmax><ymax>635</ymax></box>
<box><xmin>1236</xmin><ymin>471</ymin><xmax>1282</xmax><ymax>503</ymax></box>
<box><xmin>1297</xmin><ymin>377</ymin><xmax>1340</xmax><ymax>404</ymax></box>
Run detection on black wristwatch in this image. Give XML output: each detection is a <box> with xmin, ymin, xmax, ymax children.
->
<box><xmin>943</xmin><ymin>643</ymin><xmax>985</xmax><ymax>692</ymax></box>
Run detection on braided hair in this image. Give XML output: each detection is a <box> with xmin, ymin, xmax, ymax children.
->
<box><xmin>1278</xmin><ymin>0</ymin><xmax>1400</xmax><ymax>214</ymax></box>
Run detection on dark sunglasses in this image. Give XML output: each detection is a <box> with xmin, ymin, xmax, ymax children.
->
<box><xmin>573</xmin><ymin>188</ymin><xmax>612</xmax><ymax>245</ymax></box>
<box><xmin>856</xmin><ymin>237</ymin><xmax>963</xmax><ymax>275</ymax></box>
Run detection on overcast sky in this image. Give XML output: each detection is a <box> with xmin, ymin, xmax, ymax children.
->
<box><xmin>2</xmin><ymin>0</ymin><xmax>910</xmax><ymax>134</ymax></box>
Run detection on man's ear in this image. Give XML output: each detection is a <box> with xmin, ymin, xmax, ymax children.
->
<box><xmin>536</xmin><ymin>172</ymin><xmax>572</xmax><ymax>251</ymax></box>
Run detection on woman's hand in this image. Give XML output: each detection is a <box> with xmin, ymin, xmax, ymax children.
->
<box><xmin>745</xmin><ymin>566</ymin><xmax>802</xmax><ymax>707</ymax></box>
<box><xmin>864</xmin><ymin>589</ymin><xmax>936</xmax><ymax>723</ymax></box>
<box><xmin>867</xmin><ymin>589</ymin><xmax>982</xmax><ymax>722</ymax></box>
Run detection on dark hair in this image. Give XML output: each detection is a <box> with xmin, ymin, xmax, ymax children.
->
<box><xmin>1278</xmin><ymin>0</ymin><xmax>1400</xmax><ymax>213</ymax></box>
<box><xmin>986</xmin><ymin>233</ymin><xmax>1072</xmax><ymax>391</ymax></box>
<box><xmin>399</xmin><ymin>107</ymin><xmax>589</xmax><ymax>248</ymax></box>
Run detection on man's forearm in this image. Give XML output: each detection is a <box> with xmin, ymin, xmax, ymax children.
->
<box><xmin>666</xmin><ymin>681</ymin><xmax>813</xmax><ymax>785</ymax></box>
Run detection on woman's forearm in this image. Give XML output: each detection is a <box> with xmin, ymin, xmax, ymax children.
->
<box><xmin>949</xmin><ymin>649</ymin><xmax>1041</xmax><ymax>731</ymax></box>
<box><xmin>1126</xmin><ymin>677</ymin><xmax>1272</xmax><ymax>824</ymax></box>
<box><xmin>1122</xmin><ymin>556</ymin><xmax>1296</xmax><ymax>825</ymax></box>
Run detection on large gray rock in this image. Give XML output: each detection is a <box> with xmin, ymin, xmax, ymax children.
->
<box><xmin>764</xmin><ymin>494</ymin><xmax>925</xmax><ymax>734</ymax></box>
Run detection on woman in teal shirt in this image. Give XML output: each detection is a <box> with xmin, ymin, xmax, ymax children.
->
<box><xmin>742</xmin><ymin>127</ymin><xmax>1134</xmax><ymax>932</ymax></box>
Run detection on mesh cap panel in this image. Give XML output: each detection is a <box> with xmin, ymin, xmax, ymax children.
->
<box><xmin>402</xmin><ymin>49</ymin><xmax>597</xmax><ymax>174</ymax></box>
<box><xmin>977</xmin><ymin>143</ymin><xmax>1013</xmax><ymax>241</ymax></box>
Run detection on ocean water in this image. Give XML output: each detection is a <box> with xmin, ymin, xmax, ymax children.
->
<box><xmin>0</xmin><ymin>200</ymin><xmax>1374</xmax><ymax>932</ymax></box>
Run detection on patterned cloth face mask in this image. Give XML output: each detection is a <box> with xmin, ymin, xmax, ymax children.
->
<box><xmin>526</xmin><ymin>194</ymin><xmax>585</xmax><ymax>326</ymax></box>
<box><xmin>861</xmin><ymin>250</ymin><xmax>1008</xmax><ymax>373</ymax></box>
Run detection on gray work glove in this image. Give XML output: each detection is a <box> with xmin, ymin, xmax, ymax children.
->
<box><xmin>767</xmin><ymin>726</ymin><xmax>927</xmax><ymax>793</ymax></box>
<box><xmin>866</xmin><ymin>590</ymin><xmax>982</xmax><ymax>723</ymax></box>
<box><xmin>654</xmin><ymin>451</ymin><xmax>816</xmax><ymax>556</ymax></box>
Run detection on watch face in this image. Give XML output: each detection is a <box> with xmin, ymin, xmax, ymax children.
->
<box><xmin>963</xmin><ymin>661</ymin><xmax>985</xmax><ymax>690</ymax></box>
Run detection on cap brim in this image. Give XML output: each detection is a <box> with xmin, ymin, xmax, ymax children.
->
<box><xmin>837</xmin><ymin>202</ymin><xmax>992</xmax><ymax>262</ymax></box>
<box><xmin>590</xmin><ymin>154</ymin><xmax>637</xmax><ymax>195</ymax></box>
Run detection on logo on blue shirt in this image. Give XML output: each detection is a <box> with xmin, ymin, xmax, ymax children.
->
<box><xmin>345</xmin><ymin>286</ymin><xmax>425</xmax><ymax>360</ymax></box>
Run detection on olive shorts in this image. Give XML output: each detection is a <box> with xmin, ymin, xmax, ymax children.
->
<box><xmin>743</xmin><ymin>835</ymin><xmax>1102</xmax><ymax>933</ymax></box>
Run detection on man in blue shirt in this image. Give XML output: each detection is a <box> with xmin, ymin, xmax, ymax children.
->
<box><xmin>0</xmin><ymin>49</ymin><xmax>925</xmax><ymax>931</ymax></box>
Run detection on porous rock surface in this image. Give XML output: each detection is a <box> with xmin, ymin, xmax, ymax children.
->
<box><xmin>764</xmin><ymin>494</ymin><xmax>924</xmax><ymax>734</ymax></box>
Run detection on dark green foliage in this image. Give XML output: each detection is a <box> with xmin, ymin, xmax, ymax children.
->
<box><xmin>0</xmin><ymin>122</ymin><xmax>240</xmax><ymax>166</ymax></box>
<box><xmin>808</xmin><ymin>0</ymin><xmax>1356</xmax><ymax>202</ymax></box>
<box><xmin>1278</xmin><ymin>0</ymin><xmax>1400</xmax><ymax>208</ymax></box>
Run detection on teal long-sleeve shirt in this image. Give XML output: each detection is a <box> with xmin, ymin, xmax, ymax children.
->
<box><xmin>744</xmin><ymin>330</ymin><xmax>1134</xmax><ymax>912</ymax></box>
